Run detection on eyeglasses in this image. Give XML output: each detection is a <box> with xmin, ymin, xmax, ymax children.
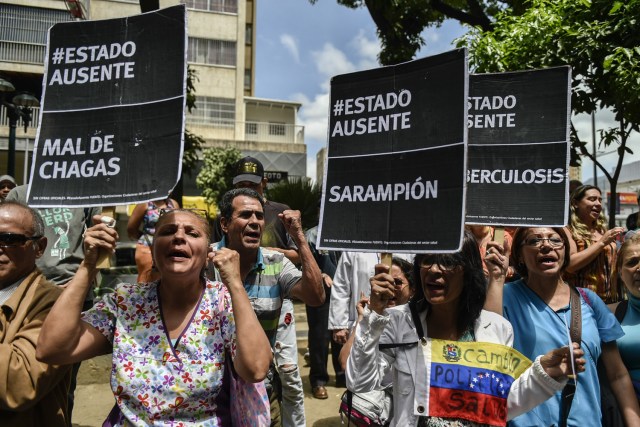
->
<box><xmin>0</xmin><ymin>232</ymin><xmax>43</xmax><ymax>248</ymax></box>
<box><xmin>420</xmin><ymin>263</ymin><xmax>461</xmax><ymax>273</ymax></box>
<box><xmin>522</xmin><ymin>237</ymin><xmax>564</xmax><ymax>248</ymax></box>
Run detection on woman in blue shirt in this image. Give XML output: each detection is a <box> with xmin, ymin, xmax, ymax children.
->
<box><xmin>610</xmin><ymin>232</ymin><xmax>640</xmax><ymax>401</ymax></box>
<box><xmin>488</xmin><ymin>226</ymin><xmax>640</xmax><ymax>426</ymax></box>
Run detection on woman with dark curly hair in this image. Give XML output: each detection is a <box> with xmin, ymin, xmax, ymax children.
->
<box><xmin>492</xmin><ymin>226</ymin><xmax>640</xmax><ymax>427</ymax></box>
<box><xmin>346</xmin><ymin>231</ymin><xmax>585</xmax><ymax>426</ymax></box>
<box><xmin>564</xmin><ymin>185</ymin><xmax>625</xmax><ymax>303</ymax></box>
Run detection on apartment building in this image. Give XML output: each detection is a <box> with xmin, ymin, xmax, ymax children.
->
<box><xmin>0</xmin><ymin>0</ymin><xmax>306</xmax><ymax>192</ymax></box>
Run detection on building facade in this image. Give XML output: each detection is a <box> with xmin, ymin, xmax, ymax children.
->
<box><xmin>0</xmin><ymin>0</ymin><xmax>306</xmax><ymax>191</ymax></box>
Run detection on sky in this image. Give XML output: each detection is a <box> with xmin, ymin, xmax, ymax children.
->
<box><xmin>254</xmin><ymin>0</ymin><xmax>640</xmax><ymax>186</ymax></box>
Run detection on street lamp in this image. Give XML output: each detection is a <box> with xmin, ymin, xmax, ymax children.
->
<box><xmin>0</xmin><ymin>79</ymin><xmax>39</xmax><ymax>177</ymax></box>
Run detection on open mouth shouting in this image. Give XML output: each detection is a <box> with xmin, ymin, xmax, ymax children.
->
<box><xmin>167</xmin><ymin>247</ymin><xmax>190</xmax><ymax>261</ymax></box>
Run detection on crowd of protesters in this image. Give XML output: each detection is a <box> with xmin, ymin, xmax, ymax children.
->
<box><xmin>2</xmin><ymin>159</ymin><xmax>640</xmax><ymax>427</ymax></box>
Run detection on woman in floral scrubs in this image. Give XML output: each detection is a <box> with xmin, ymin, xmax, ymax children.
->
<box><xmin>37</xmin><ymin>209</ymin><xmax>273</xmax><ymax>426</ymax></box>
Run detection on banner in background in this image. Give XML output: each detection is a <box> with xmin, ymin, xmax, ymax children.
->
<box><xmin>318</xmin><ymin>49</ymin><xmax>468</xmax><ymax>253</ymax></box>
<box><xmin>466</xmin><ymin>67</ymin><xmax>571</xmax><ymax>226</ymax></box>
<box><xmin>27</xmin><ymin>5</ymin><xmax>186</xmax><ymax>207</ymax></box>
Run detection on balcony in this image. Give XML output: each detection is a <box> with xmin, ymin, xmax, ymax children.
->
<box><xmin>243</xmin><ymin>121</ymin><xmax>304</xmax><ymax>144</ymax></box>
<box><xmin>0</xmin><ymin>104</ymin><xmax>40</xmax><ymax>138</ymax></box>
<box><xmin>0</xmin><ymin>41</ymin><xmax>46</xmax><ymax>65</ymax></box>
<box><xmin>1</xmin><ymin>106</ymin><xmax>304</xmax><ymax>146</ymax></box>
<box><xmin>186</xmin><ymin>118</ymin><xmax>305</xmax><ymax>145</ymax></box>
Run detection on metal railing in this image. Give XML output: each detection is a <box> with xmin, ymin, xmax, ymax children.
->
<box><xmin>0</xmin><ymin>41</ymin><xmax>46</xmax><ymax>65</ymax></box>
<box><xmin>0</xmin><ymin>105</ymin><xmax>40</xmax><ymax>133</ymax></box>
<box><xmin>0</xmin><ymin>108</ymin><xmax>304</xmax><ymax>145</ymax></box>
<box><xmin>186</xmin><ymin>118</ymin><xmax>305</xmax><ymax>144</ymax></box>
<box><xmin>243</xmin><ymin>121</ymin><xmax>304</xmax><ymax>144</ymax></box>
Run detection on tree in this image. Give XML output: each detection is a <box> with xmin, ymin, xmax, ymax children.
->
<box><xmin>267</xmin><ymin>178</ymin><xmax>322</xmax><ymax>229</ymax></box>
<box><xmin>183</xmin><ymin>67</ymin><xmax>205</xmax><ymax>173</ymax></box>
<box><xmin>195</xmin><ymin>146</ymin><xmax>242</xmax><ymax>205</ymax></box>
<box><xmin>461</xmin><ymin>0</ymin><xmax>640</xmax><ymax>227</ymax></box>
<box><xmin>311</xmin><ymin>0</ymin><xmax>528</xmax><ymax>65</ymax></box>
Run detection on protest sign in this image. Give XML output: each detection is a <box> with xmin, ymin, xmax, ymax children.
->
<box><xmin>27</xmin><ymin>5</ymin><xmax>186</xmax><ymax>207</ymax></box>
<box><xmin>466</xmin><ymin>67</ymin><xmax>571</xmax><ymax>226</ymax></box>
<box><xmin>318</xmin><ymin>49</ymin><xmax>468</xmax><ymax>253</ymax></box>
<box><xmin>425</xmin><ymin>339</ymin><xmax>532</xmax><ymax>426</ymax></box>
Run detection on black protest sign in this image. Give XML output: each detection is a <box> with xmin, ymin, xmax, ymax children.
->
<box><xmin>466</xmin><ymin>67</ymin><xmax>571</xmax><ymax>226</ymax></box>
<box><xmin>27</xmin><ymin>5</ymin><xmax>186</xmax><ymax>207</ymax></box>
<box><xmin>318</xmin><ymin>49</ymin><xmax>467</xmax><ymax>253</ymax></box>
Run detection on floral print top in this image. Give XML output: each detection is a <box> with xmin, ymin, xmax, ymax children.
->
<box><xmin>82</xmin><ymin>279</ymin><xmax>236</xmax><ymax>426</ymax></box>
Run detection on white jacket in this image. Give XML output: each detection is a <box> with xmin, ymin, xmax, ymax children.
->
<box><xmin>346</xmin><ymin>305</ymin><xmax>566</xmax><ymax>427</ymax></box>
<box><xmin>328</xmin><ymin>252</ymin><xmax>413</xmax><ymax>331</ymax></box>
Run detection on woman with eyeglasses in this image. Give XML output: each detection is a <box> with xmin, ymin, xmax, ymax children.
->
<box><xmin>37</xmin><ymin>209</ymin><xmax>272</xmax><ymax>426</ymax></box>
<box><xmin>346</xmin><ymin>231</ymin><xmax>586</xmax><ymax>426</ymax></box>
<box><xmin>564</xmin><ymin>185</ymin><xmax>625</xmax><ymax>303</ymax></box>
<box><xmin>487</xmin><ymin>227</ymin><xmax>640</xmax><ymax>427</ymax></box>
<box><xmin>610</xmin><ymin>232</ymin><xmax>640</xmax><ymax>402</ymax></box>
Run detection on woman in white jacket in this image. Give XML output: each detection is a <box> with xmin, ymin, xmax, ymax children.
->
<box><xmin>346</xmin><ymin>231</ymin><xmax>585</xmax><ymax>426</ymax></box>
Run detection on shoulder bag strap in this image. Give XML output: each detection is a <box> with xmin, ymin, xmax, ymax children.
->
<box><xmin>615</xmin><ymin>300</ymin><xmax>629</xmax><ymax>323</ymax></box>
<box><xmin>569</xmin><ymin>287</ymin><xmax>582</xmax><ymax>343</ymax></box>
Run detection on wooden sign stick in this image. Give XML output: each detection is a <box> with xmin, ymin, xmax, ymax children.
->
<box><xmin>381</xmin><ymin>252</ymin><xmax>393</xmax><ymax>267</ymax></box>
<box><xmin>96</xmin><ymin>205</ymin><xmax>116</xmax><ymax>269</ymax></box>
<box><xmin>492</xmin><ymin>227</ymin><xmax>504</xmax><ymax>244</ymax></box>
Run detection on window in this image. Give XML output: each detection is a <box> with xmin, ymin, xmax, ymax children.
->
<box><xmin>245</xmin><ymin>122</ymin><xmax>257</xmax><ymax>134</ymax></box>
<box><xmin>0</xmin><ymin>5</ymin><xmax>71</xmax><ymax>64</ymax></box>
<box><xmin>245</xmin><ymin>24</ymin><xmax>253</xmax><ymax>45</ymax></box>
<box><xmin>269</xmin><ymin>123</ymin><xmax>286</xmax><ymax>136</ymax></box>
<box><xmin>188</xmin><ymin>37</ymin><xmax>236</xmax><ymax>66</ymax></box>
<box><xmin>244</xmin><ymin>69</ymin><xmax>252</xmax><ymax>91</ymax></box>
<box><xmin>188</xmin><ymin>96</ymin><xmax>235</xmax><ymax>127</ymax></box>
<box><xmin>182</xmin><ymin>0</ymin><xmax>238</xmax><ymax>13</ymax></box>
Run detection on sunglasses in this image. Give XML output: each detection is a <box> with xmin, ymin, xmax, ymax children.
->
<box><xmin>0</xmin><ymin>232</ymin><xmax>43</xmax><ymax>248</ymax></box>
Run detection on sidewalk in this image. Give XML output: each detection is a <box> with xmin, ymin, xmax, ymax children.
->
<box><xmin>72</xmin><ymin>301</ymin><xmax>346</xmax><ymax>426</ymax></box>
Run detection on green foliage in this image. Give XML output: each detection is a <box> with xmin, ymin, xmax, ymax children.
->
<box><xmin>267</xmin><ymin>178</ymin><xmax>322</xmax><ymax>229</ymax></box>
<box><xmin>183</xmin><ymin>67</ymin><xmax>204</xmax><ymax>175</ymax></box>
<box><xmin>460</xmin><ymin>0</ymin><xmax>640</xmax><ymax>226</ymax></box>
<box><xmin>195</xmin><ymin>147</ymin><xmax>242</xmax><ymax>205</ymax></box>
<box><xmin>311</xmin><ymin>0</ymin><xmax>528</xmax><ymax>65</ymax></box>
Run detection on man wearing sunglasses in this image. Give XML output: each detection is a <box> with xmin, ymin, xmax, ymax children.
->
<box><xmin>6</xmin><ymin>185</ymin><xmax>100</xmax><ymax>422</ymax></box>
<box><xmin>0</xmin><ymin>201</ymin><xmax>71</xmax><ymax>426</ymax></box>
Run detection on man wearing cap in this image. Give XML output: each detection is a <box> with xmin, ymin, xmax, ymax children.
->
<box><xmin>212</xmin><ymin>156</ymin><xmax>306</xmax><ymax>427</ymax></box>
<box><xmin>0</xmin><ymin>201</ymin><xmax>71</xmax><ymax>426</ymax></box>
<box><xmin>0</xmin><ymin>175</ymin><xmax>16</xmax><ymax>201</ymax></box>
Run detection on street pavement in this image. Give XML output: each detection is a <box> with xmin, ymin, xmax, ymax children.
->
<box><xmin>72</xmin><ymin>301</ymin><xmax>346</xmax><ymax>426</ymax></box>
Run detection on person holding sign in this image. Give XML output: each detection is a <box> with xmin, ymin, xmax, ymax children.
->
<box><xmin>492</xmin><ymin>227</ymin><xmax>640</xmax><ymax>426</ymax></box>
<box><xmin>563</xmin><ymin>185</ymin><xmax>625</xmax><ymax>303</ymax></box>
<box><xmin>36</xmin><ymin>209</ymin><xmax>272</xmax><ymax>426</ymax></box>
<box><xmin>346</xmin><ymin>231</ymin><xmax>584</xmax><ymax>426</ymax></box>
